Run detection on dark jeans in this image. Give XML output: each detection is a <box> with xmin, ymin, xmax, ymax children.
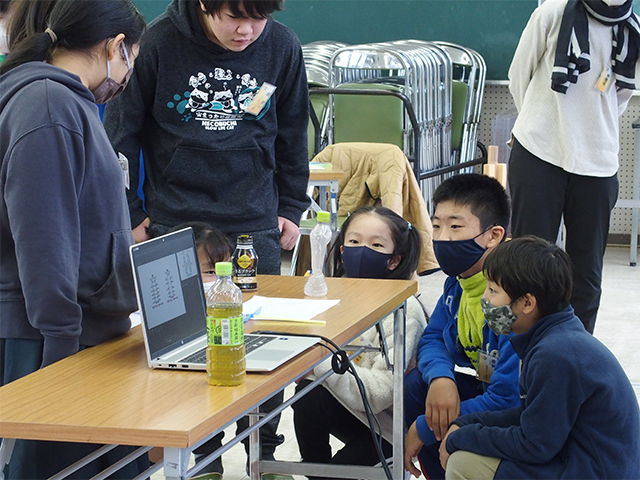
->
<box><xmin>404</xmin><ymin>368</ymin><xmax>483</xmax><ymax>480</ymax></box>
<box><xmin>0</xmin><ymin>338</ymin><xmax>149</xmax><ymax>480</ymax></box>
<box><xmin>292</xmin><ymin>380</ymin><xmax>392</xmax><ymax>480</ymax></box>
<box><xmin>508</xmin><ymin>139</ymin><xmax>619</xmax><ymax>334</ymax></box>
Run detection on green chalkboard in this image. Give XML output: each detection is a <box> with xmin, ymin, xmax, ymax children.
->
<box><xmin>133</xmin><ymin>0</ymin><xmax>170</xmax><ymax>22</ymax></box>
<box><xmin>132</xmin><ymin>0</ymin><xmax>538</xmax><ymax>80</ymax></box>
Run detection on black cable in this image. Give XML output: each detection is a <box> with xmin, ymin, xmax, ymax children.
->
<box><xmin>254</xmin><ymin>330</ymin><xmax>394</xmax><ymax>480</ymax></box>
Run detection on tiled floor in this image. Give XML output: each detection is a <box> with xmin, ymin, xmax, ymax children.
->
<box><xmin>164</xmin><ymin>245</ymin><xmax>640</xmax><ymax>479</ymax></box>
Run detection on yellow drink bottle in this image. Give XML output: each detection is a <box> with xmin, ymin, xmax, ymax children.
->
<box><xmin>206</xmin><ymin>261</ymin><xmax>246</xmax><ymax>386</ymax></box>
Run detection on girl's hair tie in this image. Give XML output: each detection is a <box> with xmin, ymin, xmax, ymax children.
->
<box><xmin>45</xmin><ymin>27</ymin><xmax>58</xmax><ymax>44</ymax></box>
<box><xmin>407</xmin><ymin>221</ymin><xmax>412</xmax><ymax>230</ymax></box>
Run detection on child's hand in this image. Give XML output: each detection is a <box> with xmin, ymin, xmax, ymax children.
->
<box><xmin>425</xmin><ymin>377</ymin><xmax>460</xmax><ymax>441</ymax></box>
<box><xmin>439</xmin><ymin>424</ymin><xmax>460</xmax><ymax>470</ymax></box>
<box><xmin>404</xmin><ymin>421</ymin><xmax>424</xmax><ymax>478</ymax></box>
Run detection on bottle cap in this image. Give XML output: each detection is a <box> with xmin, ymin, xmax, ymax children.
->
<box><xmin>214</xmin><ymin>261</ymin><xmax>232</xmax><ymax>276</ymax></box>
<box><xmin>236</xmin><ymin>234</ymin><xmax>253</xmax><ymax>245</ymax></box>
<box><xmin>317</xmin><ymin>211</ymin><xmax>330</xmax><ymax>223</ymax></box>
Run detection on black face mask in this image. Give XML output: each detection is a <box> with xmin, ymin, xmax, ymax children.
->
<box><xmin>341</xmin><ymin>246</ymin><xmax>394</xmax><ymax>279</ymax></box>
<box><xmin>432</xmin><ymin>226</ymin><xmax>494</xmax><ymax>277</ymax></box>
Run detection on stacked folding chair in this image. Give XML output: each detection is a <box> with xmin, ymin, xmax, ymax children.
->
<box><xmin>302</xmin><ymin>41</ymin><xmax>349</xmax><ymax>158</ymax></box>
<box><xmin>304</xmin><ymin>40</ymin><xmax>486</xmax><ymax>213</ymax></box>
<box><xmin>433</xmin><ymin>41</ymin><xmax>486</xmax><ymax>171</ymax></box>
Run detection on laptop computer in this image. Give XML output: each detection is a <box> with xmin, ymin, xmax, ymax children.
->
<box><xmin>129</xmin><ymin>227</ymin><xmax>320</xmax><ymax>372</ymax></box>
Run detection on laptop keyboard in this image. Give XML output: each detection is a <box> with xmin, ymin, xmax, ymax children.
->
<box><xmin>245</xmin><ymin>334</ymin><xmax>276</xmax><ymax>353</ymax></box>
<box><xmin>180</xmin><ymin>348</ymin><xmax>206</xmax><ymax>365</ymax></box>
<box><xmin>178</xmin><ymin>335</ymin><xmax>277</xmax><ymax>364</ymax></box>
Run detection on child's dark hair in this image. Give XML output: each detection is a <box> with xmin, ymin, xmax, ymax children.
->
<box><xmin>1</xmin><ymin>0</ymin><xmax>145</xmax><ymax>75</ymax></box>
<box><xmin>173</xmin><ymin>222</ymin><xmax>234</xmax><ymax>266</ymax></box>
<box><xmin>200</xmin><ymin>0</ymin><xmax>283</xmax><ymax>20</ymax></box>
<box><xmin>484</xmin><ymin>236</ymin><xmax>573</xmax><ymax>318</ymax></box>
<box><xmin>432</xmin><ymin>173</ymin><xmax>510</xmax><ymax>232</ymax></box>
<box><xmin>328</xmin><ymin>206</ymin><xmax>421</xmax><ymax>280</ymax></box>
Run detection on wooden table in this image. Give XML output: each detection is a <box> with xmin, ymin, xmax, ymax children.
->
<box><xmin>0</xmin><ymin>275</ymin><xmax>416</xmax><ymax>480</ymax></box>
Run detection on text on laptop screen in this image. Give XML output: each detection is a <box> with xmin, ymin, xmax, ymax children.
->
<box><xmin>131</xmin><ymin>229</ymin><xmax>207</xmax><ymax>359</ymax></box>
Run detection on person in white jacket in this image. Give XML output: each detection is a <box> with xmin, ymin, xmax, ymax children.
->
<box><xmin>292</xmin><ymin>206</ymin><xmax>428</xmax><ymax>474</ymax></box>
<box><xmin>507</xmin><ymin>0</ymin><xmax>640</xmax><ymax>334</ymax></box>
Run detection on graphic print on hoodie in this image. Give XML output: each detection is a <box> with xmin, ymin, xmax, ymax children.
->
<box><xmin>168</xmin><ymin>67</ymin><xmax>271</xmax><ymax>129</ymax></box>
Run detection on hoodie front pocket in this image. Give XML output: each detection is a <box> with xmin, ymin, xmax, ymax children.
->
<box><xmin>158</xmin><ymin>146</ymin><xmax>275</xmax><ymax>217</ymax></box>
<box><xmin>86</xmin><ymin>230</ymin><xmax>137</xmax><ymax>316</ymax></box>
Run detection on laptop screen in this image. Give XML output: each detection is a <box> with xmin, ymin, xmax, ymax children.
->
<box><xmin>130</xmin><ymin>228</ymin><xmax>207</xmax><ymax>360</ymax></box>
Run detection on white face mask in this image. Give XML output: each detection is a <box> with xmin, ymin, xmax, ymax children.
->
<box><xmin>203</xmin><ymin>281</ymin><xmax>216</xmax><ymax>293</ymax></box>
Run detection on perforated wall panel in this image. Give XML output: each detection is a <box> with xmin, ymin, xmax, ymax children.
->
<box><xmin>478</xmin><ymin>84</ymin><xmax>639</xmax><ymax>237</ymax></box>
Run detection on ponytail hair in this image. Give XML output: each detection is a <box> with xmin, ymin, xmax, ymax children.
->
<box><xmin>328</xmin><ymin>206</ymin><xmax>422</xmax><ymax>280</ymax></box>
<box><xmin>0</xmin><ymin>0</ymin><xmax>145</xmax><ymax>75</ymax></box>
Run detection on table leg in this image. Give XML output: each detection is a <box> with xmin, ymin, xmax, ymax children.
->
<box><xmin>0</xmin><ymin>438</ymin><xmax>15</xmax><ymax>480</ymax></box>
<box><xmin>248</xmin><ymin>409</ymin><xmax>261</xmax><ymax>480</ymax></box>
<box><xmin>392</xmin><ymin>303</ymin><xmax>407</xmax><ymax>480</ymax></box>
<box><xmin>163</xmin><ymin>447</ymin><xmax>190</xmax><ymax>480</ymax></box>
<box><xmin>329</xmin><ymin>180</ymin><xmax>339</xmax><ymax>232</ymax></box>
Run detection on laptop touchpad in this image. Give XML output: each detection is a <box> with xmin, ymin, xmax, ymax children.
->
<box><xmin>251</xmin><ymin>349</ymin><xmax>295</xmax><ymax>362</ymax></box>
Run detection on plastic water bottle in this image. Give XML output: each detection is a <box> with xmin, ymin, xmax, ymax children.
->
<box><xmin>304</xmin><ymin>211</ymin><xmax>332</xmax><ymax>297</ymax></box>
<box><xmin>206</xmin><ymin>262</ymin><xmax>246</xmax><ymax>386</ymax></box>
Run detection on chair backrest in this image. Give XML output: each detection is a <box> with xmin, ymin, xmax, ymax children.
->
<box><xmin>450</xmin><ymin>80</ymin><xmax>468</xmax><ymax>151</ymax></box>
<box><xmin>333</xmin><ymin>83</ymin><xmax>405</xmax><ymax>149</ymax></box>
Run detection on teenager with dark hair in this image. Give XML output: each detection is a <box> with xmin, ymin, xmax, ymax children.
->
<box><xmin>199</xmin><ymin>0</ymin><xmax>283</xmax><ymax>20</ymax></box>
<box><xmin>293</xmin><ymin>206</ymin><xmax>428</xmax><ymax>474</ymax></box>
<box><xmin>104</xmin><ymin>2</ymin><xmax>309</xmax><ymax>472</ymax></box>
<box><xmin>0</xmin><ymin>0</ymin><xmax>146</xmax><ymax>478</ymax></box>
<box><xmin>440</xmin><ymin>236</ymin><xmax>640</xmax><ymax>480</ymax></box>
<box><xmin>404</xmin><ymin>174</ymin><xmax>520</xmax><ymax>479</ymax></box>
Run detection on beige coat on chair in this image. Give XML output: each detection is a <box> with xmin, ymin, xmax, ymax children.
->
<box><xmin>313</xmin><ymin>142</ymin><xmax>439</xmax><ymax>274</ymax></box>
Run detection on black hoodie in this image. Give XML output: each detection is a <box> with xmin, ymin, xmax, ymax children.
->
<box><xmin>0</xmin><ymin>63</ymin><xmax>137</xmax><ymax>367</ymax></box>
<box><xmin>104</xmin><ymin>0</ymin><xmax>310</xmax><ymax>234</ymax></box>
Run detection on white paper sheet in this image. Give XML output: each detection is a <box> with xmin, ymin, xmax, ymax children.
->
<box><xmin>242</xmin><ymin>296</ymin><xmax>340</xmax><ymax>320</ymax></box>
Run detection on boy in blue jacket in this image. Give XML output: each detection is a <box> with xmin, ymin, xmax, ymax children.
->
<box><xmin>404</xmin><ymin>174</ymin><xmax>520</xmax><ymax>479</ymax></box>
<box><xmin>439</xmin><ymin>236</ymin><xmax>640</xmax><ymax>480</ymax></box>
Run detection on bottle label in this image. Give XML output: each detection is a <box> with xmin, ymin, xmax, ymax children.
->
<box><xmin>237</xmin><ymin>253</ymin><xmax>253</xmax><ymax>270</ymax></box>
<box><xmin>233</xmin><ymin>247</ymin><xmax>258</xmax><ymax>290</ymax></box>
<box><xmin>207</xmin><ymin>315</ymin><xmax>244</xmax><ymax>346</ymax></box>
